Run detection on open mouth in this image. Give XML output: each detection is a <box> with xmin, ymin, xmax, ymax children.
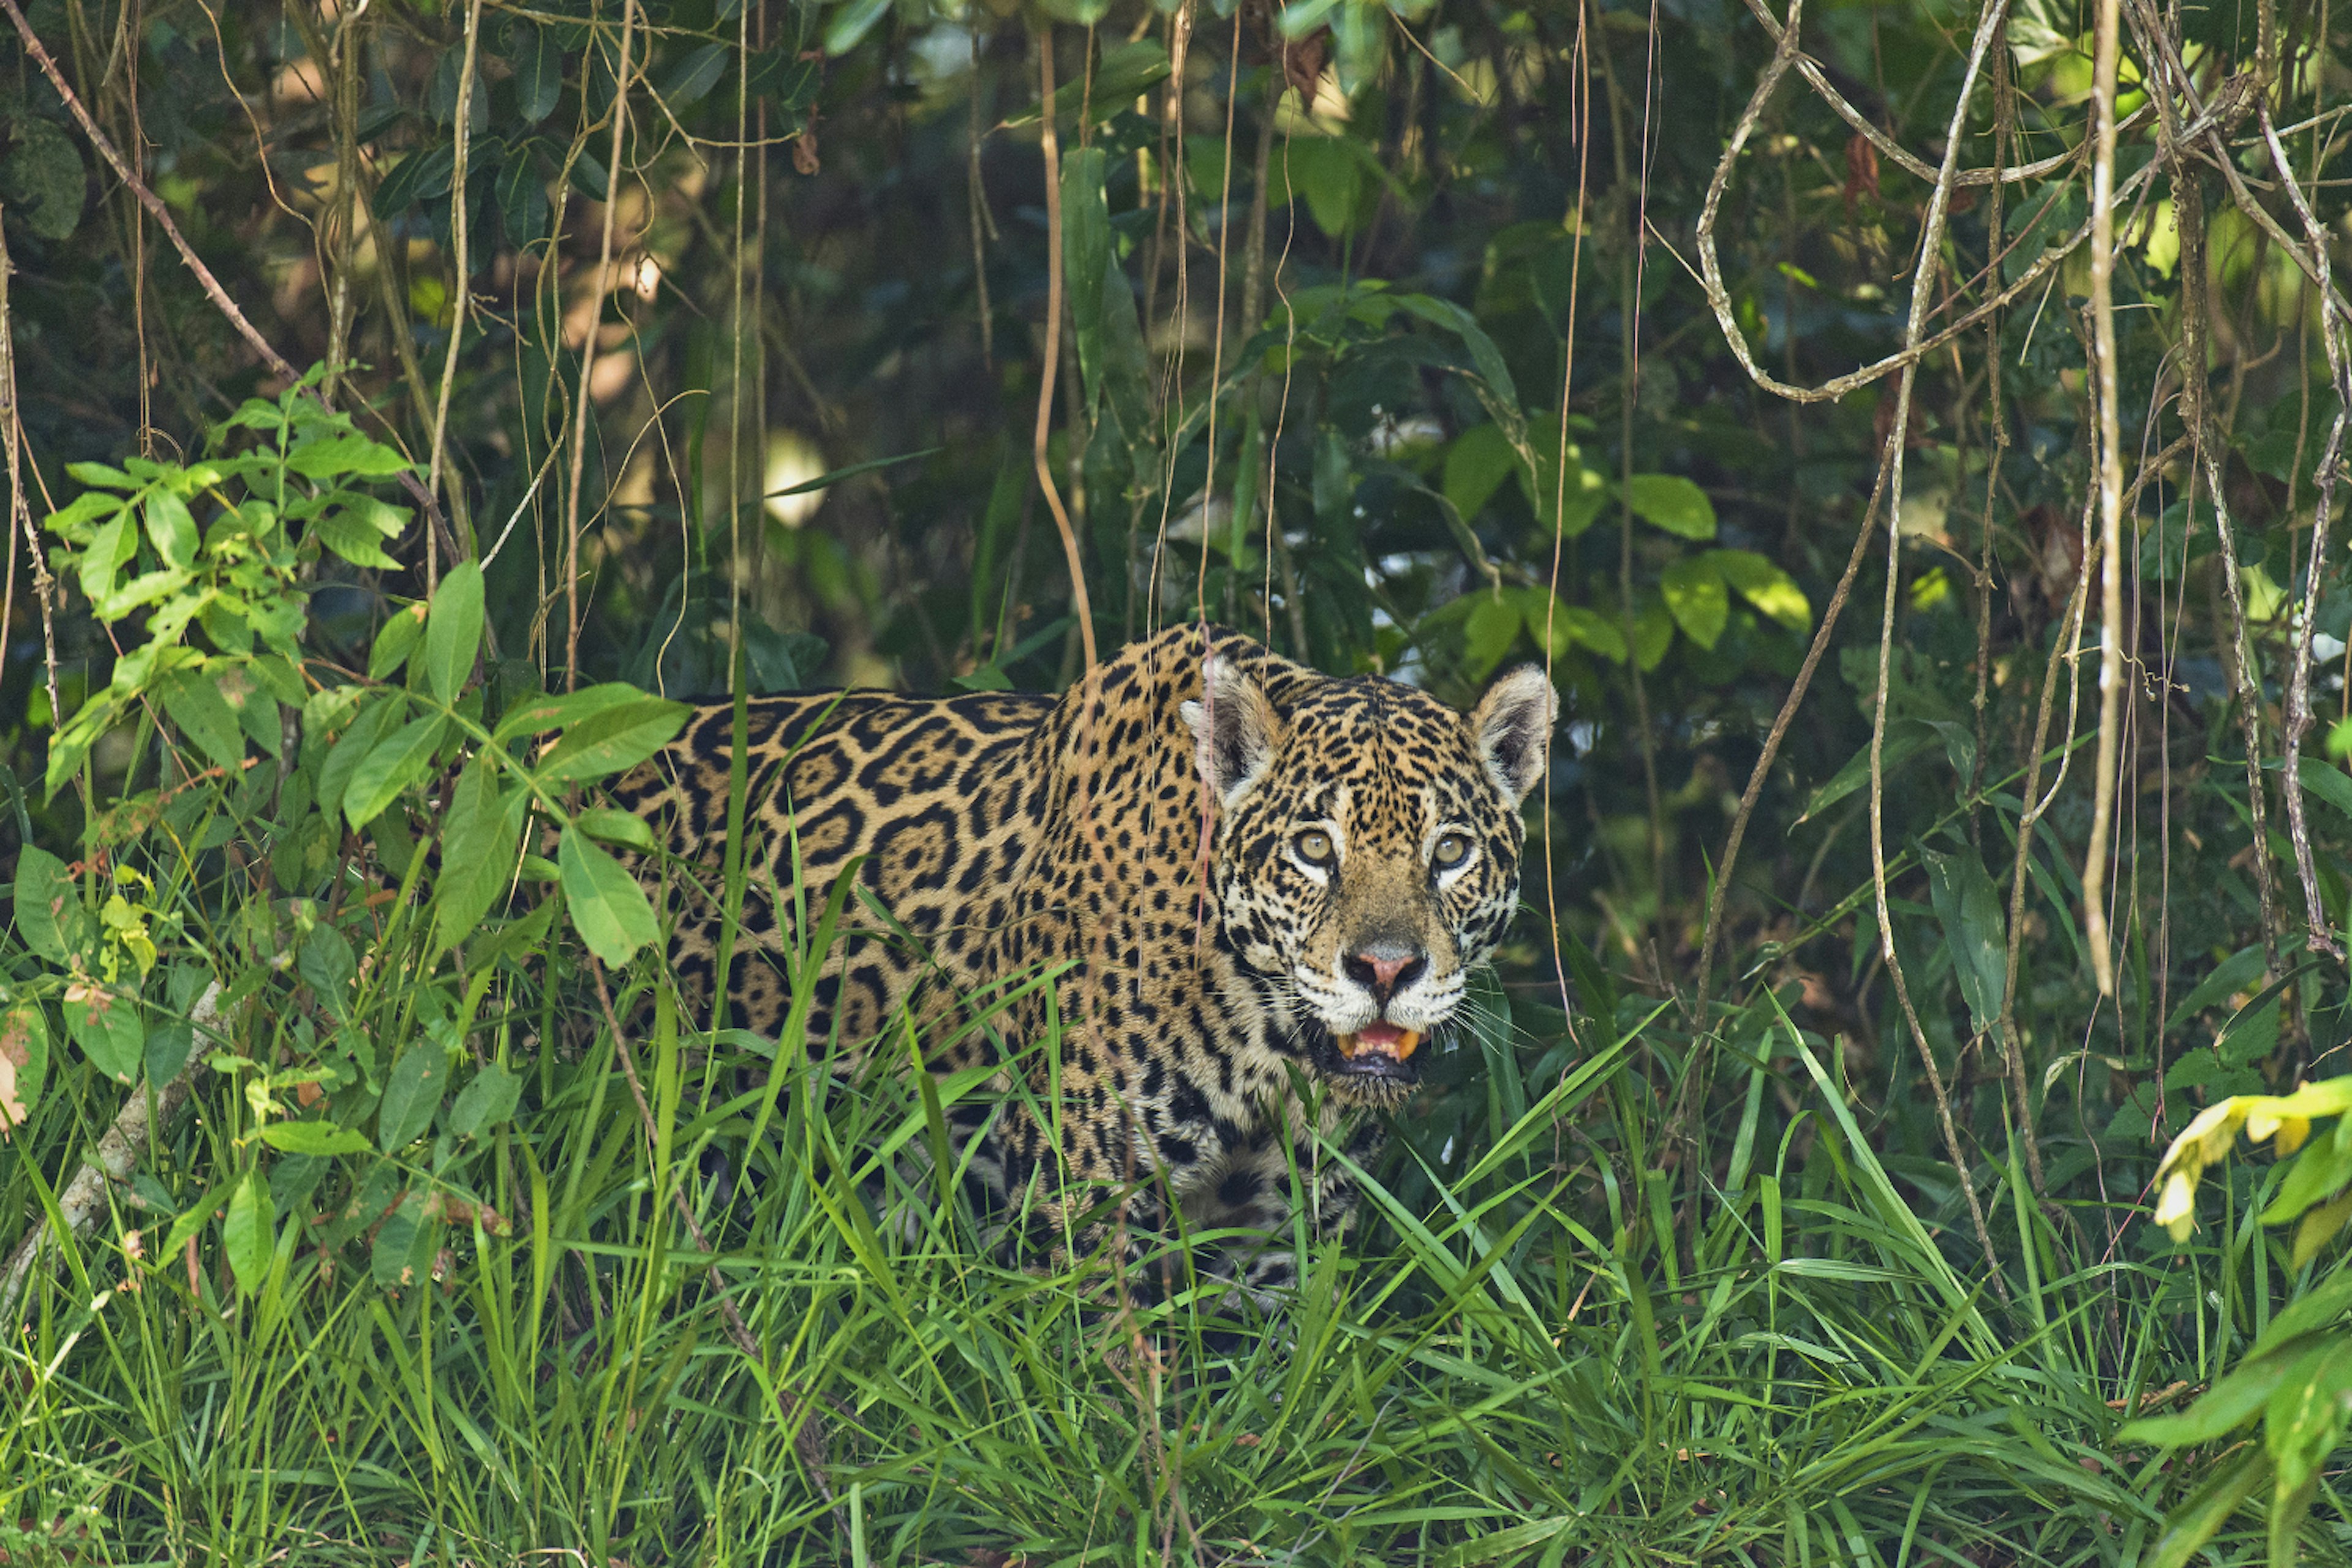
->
<box><xmin>1336</xmin><ymin>1020</ymin><xmax>1422</xmax><ymax>1065</ymax></box>
<box><xmin>1321</xmin><ymin>1019</ymin><xmax>1423</xmax><ymax>1085</ymax></box>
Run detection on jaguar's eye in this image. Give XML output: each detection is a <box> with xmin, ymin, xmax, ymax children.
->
<box><xmin>1295</xmin><ymin>829</ymin><xmax>1335</xmax><ymax>865</ymax></box>
<box><xmin>1433</xmin><ymin>832</ymin><xmax>1471</xmax><ymax>869</ymax></box>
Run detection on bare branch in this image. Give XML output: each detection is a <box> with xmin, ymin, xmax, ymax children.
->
<box><xmin>2081</xmin><ymin>0</ymin><xmax>2127</xmax><ymax>996</ymax></box>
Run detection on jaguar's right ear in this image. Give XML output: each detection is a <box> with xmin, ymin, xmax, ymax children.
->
<box><xmin>1182</xmin><ymin>654</ymin><xmax>1282</xmax><ymax>809</ymax></box>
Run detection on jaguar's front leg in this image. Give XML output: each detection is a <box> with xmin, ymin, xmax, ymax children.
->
<box><xmin>1177</xmin><ymin>1113</ymin><xmax>1376</xmax><ymax>1312</ymax></box>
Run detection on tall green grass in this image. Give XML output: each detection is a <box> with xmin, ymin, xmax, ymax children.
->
<box><xmin>9</xmin><ymin>885</ymin><xmax>2326</xmax><ymax>1565</ymax></box>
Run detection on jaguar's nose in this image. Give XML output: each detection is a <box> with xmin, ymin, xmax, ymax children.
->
<box><xmin>1343</xmin><ymin>941</ymin><xmax>1428</xmax><ymax>1005</ymax></box>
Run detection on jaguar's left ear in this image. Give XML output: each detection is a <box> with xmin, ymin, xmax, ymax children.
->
<box><xmin>1182</xmin><ymin>653</ymin><xmax>1283</xmax><ymax>809</ymax></box>
<box><xmin>1470</xmin><ymin>666</ymin><xmax>1557</xmax><ymax>805</ymax></box>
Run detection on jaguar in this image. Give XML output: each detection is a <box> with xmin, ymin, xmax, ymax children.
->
<box><xmin>608</xmin><ymin>622</ymin><xmax>1555</xmax><ymax>1301</ymax></box>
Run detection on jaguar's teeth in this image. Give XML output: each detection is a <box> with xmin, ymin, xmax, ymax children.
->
<box><xmin>1338</xmin><ymin>1028</ymin><xmax>1422</xmax><ymax>1061</ymax></box>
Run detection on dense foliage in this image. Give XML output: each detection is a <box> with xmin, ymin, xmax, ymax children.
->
<box><xmin>3</xmin><ymin>0</ymin><xmax>2352</xmax><ymax>1557</ymax></box>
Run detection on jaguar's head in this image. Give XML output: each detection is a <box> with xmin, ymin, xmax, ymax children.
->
<box><xmin>1183</xmin><ymin>655</ymin><xmax>1556</xmax><ymax>1106</ymax></box>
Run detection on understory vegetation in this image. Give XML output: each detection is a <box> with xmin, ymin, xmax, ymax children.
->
<box><xmin>2</xmin><ymin>0</ymin><xmax>2352</xmax><ymax>1559</ymax></box>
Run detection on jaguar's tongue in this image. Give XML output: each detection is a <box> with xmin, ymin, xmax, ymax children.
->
<box><xmin>1338</xmin><ymin>1022</ymin><xmax>1422</xmax><ymax>1062</ymax></box>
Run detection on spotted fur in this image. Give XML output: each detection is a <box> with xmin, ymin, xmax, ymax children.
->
<box><xmin>608</xmin><ymin>624</ymin><xmax>1555</xmax><ymax>1300</ymax></box>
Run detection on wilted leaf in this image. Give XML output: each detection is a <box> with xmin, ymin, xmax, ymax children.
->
<box><xmin>0</xmin><ymin>1001</ymin><xmax>48</xmax><ymax>1136</ymax></box>
<box><xmin>64</xmin><ymin>984</ymin><xmax>142</xmax><ymax>1084</ymax></box>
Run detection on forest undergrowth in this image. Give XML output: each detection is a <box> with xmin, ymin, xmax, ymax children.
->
<box><xmin>3</xmin><ymin>0</ymin><xmax>2352</xmax><ymax>1558</ymax></box>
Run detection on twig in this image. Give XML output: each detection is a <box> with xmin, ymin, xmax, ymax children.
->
<box><xmin>1736</xmin><ymin>0</ymin><xmax>2151</xmax><ymax>192</ymax></box>
<box><xmin>586</xmin><ymin>961</ymin><xmax>845</xmax><ymax>1529</ymax></box>
<box><xmin>0</xmin><ymin>213</ymin><xmax>63</xmax><ymax>747</ymax></box>
<box><xmin>423</xmin><ymin>0</ymin><xmax>486</xmax><ymax>587</ymax></box>
<box><xmin>1691</xmin><ymin>456</ymin><xmax>1888</xmax><ymax>1017</ymax></box>
<box><xmin>2</xmin><ymin>984</ymin><xmax>220</xmax><ymax>1326</ymax></box>
<box><xmin>2260</xmin><ymin>104</ymin><xmax>2350</xmax><ymax>961</ymax></box>
<box><xmin>2081</xmin><ymin>0</ymin><xmax>2128</xmax><ymax>995</ymax></box>
<box><xmin>565</xmin><ymin>0</ymin><xmax>638</xmax><ymax>692</ymax></box>
<box><xmin>1031</xmin><ymin>23</ymin><xmax>1098</xmax><ymax>674</ymax></box>
<box><xmin>1862</xmin><ymin>0</ymin><xmax>2013</xmax><ymax>1298</ymax></box>
<box><xmin>2141</xmin><ymin>35</ymin><xmax>2285</xmax><ymax>975</ymax></box>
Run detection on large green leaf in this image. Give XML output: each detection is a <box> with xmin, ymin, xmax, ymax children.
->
<box><xmin>1706</xmin><ymin>548</ymin><xmax>1811</xmax><ymax>631</ymax></box>
<box><xmin>160</xmin><ymin>669</ymin><xmax>246</xmax><ymax>772</ymax></box>
<box><xmin>559</xmin><ymin>824</ymin><xmax>659</xmax><ymax>965</ymax></box>
<box><xmin>259</xmin><ymin>1121</ymin><xmax>372</xmax><ymax>1157</ymax></box>
<box><xmin>423</xmin><ymin>561</ymin><xmax>484</xmax><ymax>703</ymax></box>
<box><xmin>343</xmin><ymin>714</ymin><xmax>450</xmax><ymax>830</ymax></box>
<box><xmin>432</xmin><ymin>761</ymin><xmax>527</xmax><ymax>954</ymax></box>
<box><xmin>12</xmin><ymin>845</ymin><xmax>80</xmax><ymax>963</ymax></box>
<box><xmin>223</xmin><ymin>1168</ymin><xmax>274</xmax><ymax>1297</ymax></box>
<box><xmin>536</xmin><ymin>697</ymin><xmax>690</xmax><ymax>783</ymax></box>
<box><xmin>1659</xmin><ymin>556</ymin><xmax>1728</xmax><ymax>650</ymax></box>
<box><xmin>1923</xmin><ymin>843</ymin><xmax>2008</xmax><ymax>1038</ymax></box>
<box><xmin>1621</xmin><ymin>474</ymin><xmax>1717</xmax><ymax>540</ymax></box>
<box><xmin>492</xmin><ymin>681</ymin><xmax>647</xmax><ymax>743</ymax></box>
<box><xmin>378</xmin><ymin>1044</ymin><xmax>447</xmax><ymax>1151</ymax></box>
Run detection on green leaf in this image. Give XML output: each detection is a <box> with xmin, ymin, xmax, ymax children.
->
<box><xmin>370</xmin><ymin>605</ymin><xmax>429</xmax><ymax>681</ymax></box>
<box><xmin>432</xmin><ymin>762</ymin><xmax>527</xmax><ymax>954</ymax></box>
<box><xmin>1706</xmin><ymin>548</ymin><xmax>1811</xmax><ymax>631</ymax></box>
<box><xmin>258</xmin><ymin>1121</ymin><xmax>372</xmax><ymax>1156</ymax></box>
<box><xmin>12</xmin><ymin>845</ymin><xmax>78</xmax><ymax>963</ymax></box>
<box><xmin>1443</xmin><ymin>423</ymin><xmax>1518</xmax><ymax>525</ymax></box>
<box><xmin>1006</xmin><ymin>38</ymin><xmax>1169</xmax><ymax>129</ymax></box>
<box><xmin>1923</xmin><ymin>843</ymin><xmax>2008</xmax><ymax>1038</ymax></box>
<box><xmin>1798</xmin><ymin>720</ymin><xmax>1937</xmax><ymax>823</ymax></box>
<box><xmin>2252</xmin><ymin>1267</ymin><xmax>2352</xmax><ymax>1359</ymax></box>
<box><xmin>1621</xmin><ymin>474</ymin><xmax>1717</xmax><ymax>540</ymax></box>
<box><xmin>343</xmin><ymin>714</ymin><xmax>450</xmax><ymax>830</ymax></box>
<box><xmin>1</xmin><ymin>116</ymin><xmax>85</xmax><ymax>240</ymax></box>
<box><xmin>298</xmin><ymin>925</ymin><xmax>358</xmax><ymax>1017</ymax></box>
<box><xmin>1539</xmin><ymin>603</ymin><xmax>1627</xmax><ymax>664</ymax></box>
<box><xmin>317</xmin><ymin>693</ymin><xmax>401</xmax><ymax>823</ymax></box>
<box><xmin>65</xmin><ymin>987</ymin><xmax>142</xmax><ymax>1084</ymax></box>
<box><xmin>2167</xmin><ymin>942</ymin><xmax>2269</xmax><ymax>1031</ymax></box>
<box><xmin>559</xmin><ymin>824</ymin><xmax>659</xmax><ymax>965</ymax></box>
<box><xmin>286</xmin><ymin>432</ymin><xmax>411</xmax><ymax>481</ymax></box>
<box><xmin>160</xmin><ymin>669</ymin><xmax>246</xmax><ymax>772</ymax></box>
<box><xmin>451</xmin><ymin>1060</ymin><xmax>523</xmax><ymax>1139</ymax></box>
<box><xmin>378</xmin><ymin>1045</ymin><xmax>446</xmax><ymax>1151</ymax></box>
<box><xmin>513</xmin><ymin>23</ymin><xmax>562</xmax><ymax>122</ymax></box>
<box><xmin>2135</xmin><ymin>1445</ymin><xmax>2271</xmax><ymax>1568</ymax></box>
<box><xmin>662</xmin><ymin>42</ymin><xmax>731</xmax><ymax>107</ymax></box>
<box><xmin>1063</xmin><ymin>147</ymin><xmax>1112</xmax><ymax>407</ymax></box>
<box><xmin>1631</xmin><ymin>603</ymin><xmax>1674</xmax><ymax>671</ymax></box>
<box><xmin>315</xmin><ymin>496</ymin><xmax>408</xmax><ymax>570</ymax></box>
<box><xmin>2266</xmin><ymin>1336</ymin><xmax>2352</xmax><ymax>1495</ymax></box>
<box><xmin>223</xmin><ymin>1169</ymin><xmax>274</xmax><ymax>1297</ymax></box>
<box><xmin>2122</xmin><ymin>1348</ymin><xmax>2301</xmax><ymax>1446</ymax></box>
<box><xmin>0</xmin><ymin>1001</ymin><xmax>50</xmax><ymax>1135</ymax></box>
<box><xmin>423</xmin><ymin>562</ymin><xmax>484</xmax><ymax>703</ymax></box>
<box><xmin>1463</xmin><ymin>595</ymin><xmax>1522</xmax><ymax>679</ymax></box>
<box><xmin>492</xmin><ymin>681</ymin><xmax>646</xmax><ymax>742</ymax></box>
<box><xmin>76</xmin><ymin>511</ymin><xmax>137</xmax><ymax>608</ymax></box>
<box><xmin>536</xmin><ymin>697</ymin><xmax>690</xmax><ymax>783</ymax></box>
<box><xmin>142</xmin><ymin>488</ymin><xmax>199</xmax><ymax>571</ymax></box>
<box><xmin>497</xmin><ymin>143</ymin><xmax>552</xmax><ymax>250</ymax></box>
<box><xmin>573</xmin><ymin>806</ymin><xmax>656</xmax><ymax>851</ymax></box>
<box><xmin>1659</xmin><ymin>556</ymin><xmax>1729</xmax><ymax>650</ymax></box>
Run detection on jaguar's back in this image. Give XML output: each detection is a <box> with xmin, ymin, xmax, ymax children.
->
<box><xmin>605</xmin><ymin>686</ymin><xmax>1060</xmax><ymax>1063</ymax></box>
